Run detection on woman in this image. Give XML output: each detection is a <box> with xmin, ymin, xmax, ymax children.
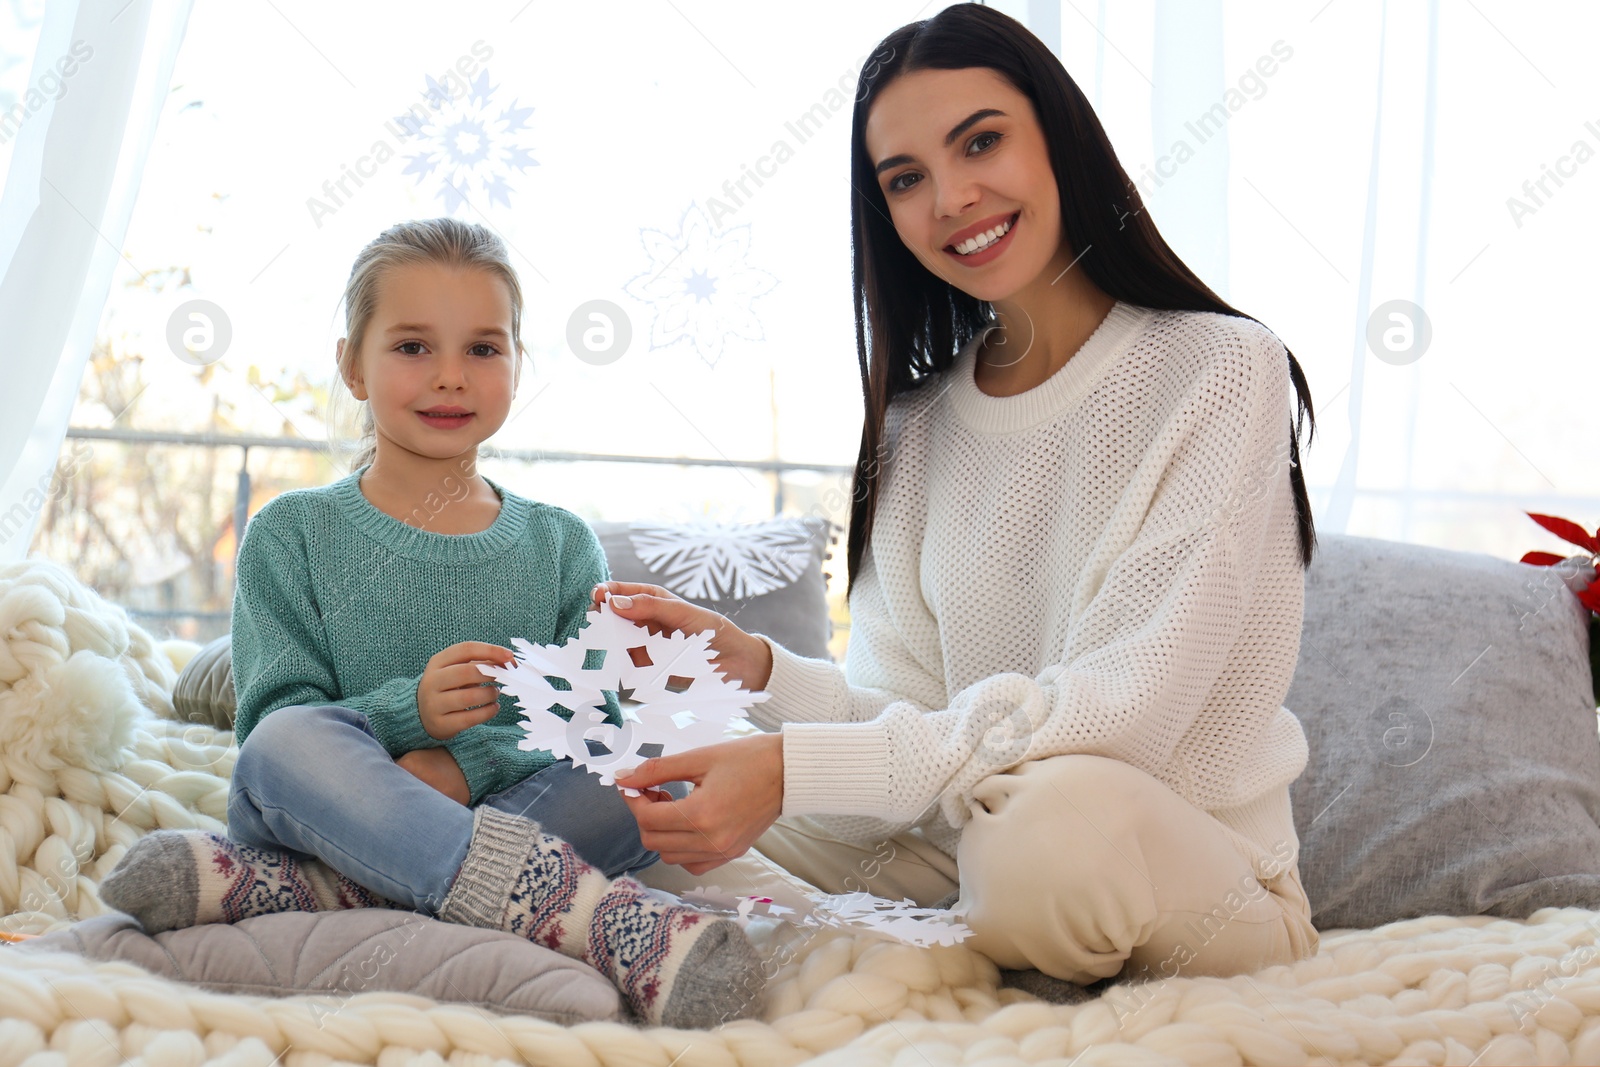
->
<box><xmin>598</xmin><ymin>3</ymin><xmax>1321</xmax><ymax>985</ymax></box>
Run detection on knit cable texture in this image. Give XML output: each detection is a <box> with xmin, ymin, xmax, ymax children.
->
<box><xmin>757</xmin><ymin>302</ymin><xmax>1310</xmax><ymax>879</ymax></box>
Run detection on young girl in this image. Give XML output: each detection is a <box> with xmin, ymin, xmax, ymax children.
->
<box><xmin>604</xmin><ymin>3</ymin><xmax>1323</xmax><ymax>989</ymax></box>
<box><xmin>101</xmin><ymin>218</ymin><xmax>763</xmax><ymax>1028</ymax></box>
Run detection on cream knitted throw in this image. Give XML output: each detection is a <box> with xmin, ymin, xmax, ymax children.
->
<box><xmin>762</xmin><ymin>301</ymin><xmax>1309</xmax><ymax>879</ymax></box>
<box><xmin>0</xmin><ymin>559</ymin><xmax>230</xmax><ymax>931</ymax></box>
<box><xmin>9</xmin><ymin>561</ymin><xmax>1600</xmax><ymax>1065</ymax></box>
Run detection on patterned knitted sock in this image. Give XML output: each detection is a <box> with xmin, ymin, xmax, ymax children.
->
<box><xmin>440</xmin><ymin>806</ymin><xmax>765</xmax><ymax>1028</ymax></box>
<box><xmin>99</xmin><ymin>830</ymin><xmax>388</xmax><ymax>933</ymax></box>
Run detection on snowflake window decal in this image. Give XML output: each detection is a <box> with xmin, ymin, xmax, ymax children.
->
<box><xmin>621</xmin><ymin>201</ymin><xmax>778</xmax><ymax>368</ymax></box>
<box><xmin>397</xmin><ymin>69</ymin><xmax>538</xmax><ymax>214</ymax></box>
<box><xmin>476</xmin><ymin>601</ymin><xmax>768</xmax><ymax>787</ymax></box>
<box><xmin>628</xmin><ymin>518</ymin><xmax>819</xmax><ymax>600</ymax></box>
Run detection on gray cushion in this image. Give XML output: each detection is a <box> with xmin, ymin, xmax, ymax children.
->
<box><xmin>1287</xmin><ymin>533</ymin><xmax>1600</xmax><ymax>929</ymax></box>
<box><xmin>172</xmin><ymin>634</ymin><xmax>236</xmax><ymax>730</ymax></box>
<box><xmin>22</xmin><ymin>909</ymin><xmax>621</xmax><ymax>1023</ymax></box>
<box><xmin>592</xmin><ymin>517</ymin><xmax>839</xmax><ymax>660</ymax></box>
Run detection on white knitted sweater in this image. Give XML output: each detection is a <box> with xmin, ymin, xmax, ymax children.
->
<box><xmin>753</xmin><ymin>300</ymin><xmax>1311</xmax><ymax>880</ymax></box>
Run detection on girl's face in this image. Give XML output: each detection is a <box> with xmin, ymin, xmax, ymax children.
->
<box><xmin>344</xmin><ymin>262</ymin><xmax>518</xmax><ymax>465</ymax></box>
<box><xmin>866</xmin><ymin>67</ymin><xmax>1066</xmax><ymax>303</ymax></box>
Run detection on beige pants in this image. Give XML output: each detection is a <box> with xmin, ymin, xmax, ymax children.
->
<box><xmin>647</xmin><ymin>754</ymin><xmax>1319</xmax><ymax>984</ymax></box>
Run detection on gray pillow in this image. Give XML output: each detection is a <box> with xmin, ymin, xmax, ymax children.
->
<box><xmin>592</xmin><ymin>517</ymin><xmax>839</xmax><ymax>661</ymax></box>
<box><xmin>1287</xmin><ymin>532</ymin><xmax>1600</xmax><ymax>929</ymax></box>
<box><xmin>172</xmin><ymin>634</ymin><xmax>236</xmax><ymax>730</ymax></box>
<box><xmin>22</xmin><ymin>909</ymin><xmax>622</xmax><ymax>1023</ymax></box>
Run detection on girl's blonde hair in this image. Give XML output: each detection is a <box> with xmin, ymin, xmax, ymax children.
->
<box><xmin>334</xmin><ymin>218</ymin><xmax>525</xmax><ymax>472</ymax></box>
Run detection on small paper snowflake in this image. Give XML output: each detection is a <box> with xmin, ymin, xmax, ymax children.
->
<box><xmin>684</xmin><ymin>885</ymin><xmax>973</xmax><ymax>948</ymax></box>
<box><xmin>477</xmin><ymin>602</ymin><xmax>768</xmax><ymax>785</ymax></box>
<box><xmin>812</xmin><ymin>892</ymin><xmax>973</xmax><ymax>948</ymax></box>
<box><xmin>682</xmin><ymin>883</ymin><xmax>816</xmax><ymax>925</ymax></box>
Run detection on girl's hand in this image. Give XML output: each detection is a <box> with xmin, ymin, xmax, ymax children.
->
<box><xmin>396</xmin><ymin>747</ymin><xmax>471</xmax><ymax>806</ymax></box>
<box><xmin>592</xmin><ymin>582</ymin><xmax>774</xmax><ymax>690</ymax></box>
<box><xmin>418</xmin><ymin>641</ymin><xmax>514</xmax><ymax>740</ymax></box>
<box><xmin>615</xmin><ymin>733</ymin><xmax>784</xmax><ymax>874</ymax></box>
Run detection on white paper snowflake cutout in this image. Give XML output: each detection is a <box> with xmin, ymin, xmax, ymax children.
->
<box><xmin>476</xmin><ymin>602</ymin><xmax>768</xmax><ymax>785</ymax></box>
<box><xmin>683</xmin><ymin>885</ymin><xmax>973</xmax><ymax>948</ymax></box>
<box><xmin>813</xmin><ymin>892</ymin><xmax>973</xmax><ymax>948</ymax></box>
<box><xmin>628</xmin><ymin>518</ymin><xmax>818</xmax><ymax>600</ymax></box>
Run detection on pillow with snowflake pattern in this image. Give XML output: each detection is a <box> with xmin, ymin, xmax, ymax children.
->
<box><xmin>589</xmin><ymin>516</ymin><xmax>838</xmax><ymax>661</ymax></box>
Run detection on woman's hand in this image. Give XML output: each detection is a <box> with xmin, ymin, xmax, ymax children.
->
<box><xmin>418</xmin><ymin>641</ymin><xmax>514</xmax><ymax>740</ymax></box>
<box><xmin>396</xmin><ymin>747</ymin><xmax>471</xmax><ymax>806</ymax></box>
<box><xmin>592</xmin><ymin>582</ymin><xmax>774</xmax><ymax>690</ymax></box>
<box><xmin>615</xmin><ymin>733</ymin><xmax>784</xmax><ymax>875</ymax></box>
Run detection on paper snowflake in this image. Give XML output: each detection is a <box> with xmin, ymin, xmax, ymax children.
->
<box><xmin>814</xmin><ymin>893</ymin><xmax>973</xmax><ymax>948</ymax></box>
<box><xmin>683</xmin><ymin>885</ymin><xmax>973</xmax><ymax>948</ymax></box>
<box><xmin>681</xmin><ymin>883</ymin><xmax>815</xmax><ymax>924</ymax></box>
<box><xmin>476</xmin><ymin>602</ymin><xmax>768</xmax><ymax>785</ymax></box>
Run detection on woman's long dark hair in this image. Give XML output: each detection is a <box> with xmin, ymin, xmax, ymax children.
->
<box><xmin>846</xmin><ymin>3</ymin><xmax>1316</xmax><ymax>592</ymax></box>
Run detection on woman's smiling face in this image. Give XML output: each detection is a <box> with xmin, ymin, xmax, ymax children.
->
<box><xmin>865</xmin><ymin>66</ymin><xmax>1065</xmax><ymax>303</ymax></box>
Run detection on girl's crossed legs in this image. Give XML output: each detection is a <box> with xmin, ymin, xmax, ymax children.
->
<box><xmin>103</xmin><ymin>703</ymin><xmax>761</xmax><ymax>1028</ymax></box>
<box><xmin>225</xmin><ymin>703</ymin><xmax>660</xmax><ymax>913</ymax></box>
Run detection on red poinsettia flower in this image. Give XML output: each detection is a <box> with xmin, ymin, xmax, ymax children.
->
<box><xmin>1521</xmin><ymin>511</ymin><xmax>1600</xmax><ymax>613</ymax></box>
<box><xmin>1524</xmin><ymin>512</ymin><xmax>1600</xmax><ymax>555</ymax></box>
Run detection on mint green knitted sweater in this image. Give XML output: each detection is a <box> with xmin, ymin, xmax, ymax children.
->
<box><xmin>230</xmin><ymin>466</ymin><xmax>619</xmax><ymax>805</ymax></box>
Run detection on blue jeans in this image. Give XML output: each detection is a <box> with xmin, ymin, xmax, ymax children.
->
<box><xmin>226</xmin><ymin>704</ymin><xmax>660</xmax><ymax>915</ymax></box>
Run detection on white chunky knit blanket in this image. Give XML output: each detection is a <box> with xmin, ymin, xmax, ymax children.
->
<box><xmin>5</xmin><ymin>558</ymin><xmax>1600</xmax><ymax>1066</ymax></box>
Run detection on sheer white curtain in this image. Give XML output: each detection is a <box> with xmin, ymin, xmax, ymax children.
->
<box><xmin>0</xmin><ymin>0</ymin><xmax>194</xmax><ymax>563</ymax></box>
